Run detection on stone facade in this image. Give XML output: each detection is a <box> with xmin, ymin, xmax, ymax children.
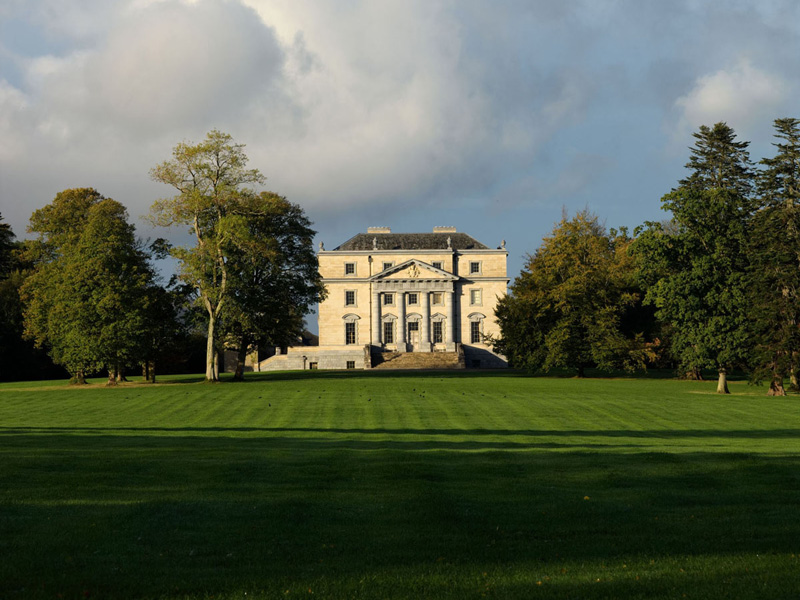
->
<box><xmin>310</xmin><ymin>226</ymin><xmax>509</xmax><ymax>369</ymax></box>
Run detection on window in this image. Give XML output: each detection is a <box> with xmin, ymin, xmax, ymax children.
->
<box><xmin>407</xmin><ymin>292</ymin><xmax>418</xmax><ymax>305</ymax></box>
<box><xmin>432</xmin><ymin>261</ymin><xmax>443</xmax><ymax>270</ymax></box>
<box><xmin>433</xmin><ymin>321</ymin><xmax>443</xmax><ymax>344</ymax></box>
<box><xmin>345</xmin><ymin>290</ymin><xmax>356</xmax><ymax>306</ymax></box>
<box><xmin>431</xmin><ymin>292</ymin><xmax>443</xmax><ymax>306</ymax></box>
<box><xmin>345</xmin><ymin>322</ymin><xmax>356</xmax><ymax>345</ymax></box>
<box><xmin>383</xmin><ymin>321</ymin><xmax>394</xmax><ymax>344</ymax></box>
<box><xmin>471</xmin><ymin>320</ymin><xmax>482</xmax><ymax>344</ymax></box>
<box><xmin>470</xmin><ymin>289</ymin><xmax>482</xmax><ymax>306</ymax></box>
<box><xmin>470</xmin><ymin>261</ymin><xmax>481</xmax><ymax>274</ymax></box>
<box><xmin>383</xmin><ymin>261</ymin><xmax>393</xmax><ymax>271</ymax></box>
<box><xmin>309</xmin><ymin>362</ymin><xmax>318</xmax><ymax>370</ymax></box>
<box><xmin>345</xmin><ymin>262</ymin><xmax>356</xmax><ymax>275</ymax></box>
<box><xmin>408</xmin><ymin>321</ymin><xmax>419</xmax><ymax>339</ymax></box>
<box><xmin>383</xmin><ymin>293</ymin><xmax>394</xmax><ymax>306</ymax></box>
<box><xmin>346</xmin><ymin>361</ymin><xmax>356</xmax><ymax>369</ymax></box>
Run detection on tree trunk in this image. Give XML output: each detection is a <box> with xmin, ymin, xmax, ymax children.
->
<box><xmin>576</xmin><ymin>364</ymin><xmax>585</xmax><ymax>378</ymax></box>
<box><xmin>148</xmin><ymin>360</ymin><xmax>156</xmax><ymax>383</ymax></box>
<box><xmin>791</xmin><ymin>369</ymin><xmax>799</xmax><ymax>391</ymax></box>
<box><xmin>116</xmin><ymin>365</ymin><xmax>127</xmax><ymax>383</ymax></box>
<box><xmin>768</xmin><ymin>376</ymin><xmax>786</xmax><ymax>396</ymax></box>
<box><xmin>106</xmin><ymin>366</ymin><xmax>117</xmax><ymax>387</ymax></box>
<box><xmin>716</xmin><ymin>369</ymin><xmax>730</xmax><ymax>394</ymax></box>
<box><xmin>205</xmin><ymin>314</ymin><xmax>217</xmax><ymax>382</ymax></box>
<box><xmin>233</xmin><ymin>334</ymin><xmax>248</xmax><ymax>381</ymax></box>
<box><xmin>72</xmin><ymin>369</ymin><xmax>87</xmax><ymax>385</ymax></box>
<box><xmin>142</xmin><ymin>362</ymin><xmax>149</xmax><ymax>381</ymax></box>
<box><xmin>685</xmin><ymin>367</ymin><xmax>703</xmax><ymax>380</ymax></box>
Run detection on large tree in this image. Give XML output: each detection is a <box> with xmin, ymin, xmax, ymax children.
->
<box><xmin>220</xmin><ymin>192</ymin><xmax>325</xmax><ymax>380</ymax></box>
<box><xmin>746</xmin><ymin>117</ymin><xmax>800</xmax><ymax>395</ymax></box>
<box><xmin>496</xmin><ymin>210</ymin><xmax>652</xmax><ymax>376</ymax></box>
<box><xmin>633</xmin><ymin>123</ymin><xmax>755</xmax><ymax>393</ymax></box>
<box><xmin>21</xmin><ymin>189</ymin><xmax>155</xmax><ymax>384</ymax></box>
<box><xmin>150</xmin><ymin>131</ymin><xmax>324</xmax><ymax>381</ymax></box>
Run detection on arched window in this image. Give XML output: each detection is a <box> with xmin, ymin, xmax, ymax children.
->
<box><xmin>431</xmin><ymin>312</ymin><xmax>446</xmax><ymax>344</ymax></box>
<box><xmin>467</xmin><ymin>312</ymin><xmax>486</xmax><ymax>344</ymax></box>
<box><xmin>343</xmin><ymin>314</ymin><xmax>360</xmax><ymax>345</ymax></box>
<box><xmin>381</xmin><ymin>314</ymin><xmax>397</xmax><ymax>345</ymax></box>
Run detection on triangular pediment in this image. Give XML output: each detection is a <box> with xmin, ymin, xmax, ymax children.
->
<box><xmin>370</xmin><ymin>259</ymin><xmax>458</xmax><ymax>281</ymax></box>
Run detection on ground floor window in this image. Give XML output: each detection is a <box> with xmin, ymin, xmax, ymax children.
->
<box><xmin>345</xmin><ymin>321</ymin><xmax>356</xmax><ymax>344</ymax></box>
<box><xmin>408</xmin><ymin>321</ymin><xmax>419</xmax><ymax>342</ymax></box>
<box><xmin>346</xmin><ymin>361</ymin><xmax>356</xmax><ymax>369</ymax></box>
<box><xmin>470</xmin><ymin>320</ymin><xmax>481</xmax><ymax>344</ymax></box>
<box><xmin>309</xmin><ymin>362</ymin><xmax>318</xmax><ymax>370</ymax></box>
<box><xmin>433</xmin><ymin>321</ymin><xmax>443</xmax><ymax>343</ymax></box>
<box><xmin>383</xmin><ymin>321</ymin><xmax>394</xmax><ymax>344</ymax></box>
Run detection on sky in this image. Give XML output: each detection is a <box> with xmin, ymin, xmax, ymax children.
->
<box><xmin>1</xmin><ymin>0</ymin><xmax>799</xmax><ymax>289</ymax></box>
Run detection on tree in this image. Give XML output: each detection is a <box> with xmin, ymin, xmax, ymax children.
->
<box><xmin>150</xmin><ymin>130</ymin><xmax>323</xmax><ymax>382</ymax></box>
<box><xmin>747</xmin><ymin>118</ymin><xmax>800</xmax><ymax>395</ymax></box>
<box><xmin>220</xmin><ymin>192</ymin><xmax>325</xmax><ymax>380</ymax></box>
<box><xmin>495</xmin><ymin>210</ymin><xmax>652</xmax><ymax>376</ymax></box>
<box><xmin>633</xmin><ymin>123</ymin><xmax>754</xmax><ymax>393</ymax></box>
<box><xmin>21</xmin><ymin>189</ymin><xmax>156</xmax><ymax>384</ymax></box>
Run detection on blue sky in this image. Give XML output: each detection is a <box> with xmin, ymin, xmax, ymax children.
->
<box><xmin>1</xmin><ymin>0</ymin><xmax>799</xmax><ymax>286</ymax></box>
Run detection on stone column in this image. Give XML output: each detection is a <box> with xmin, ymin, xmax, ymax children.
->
<box><xmin>397</xmin><ymin>291</ymin><xmax>406</xmax><ymax>351</ymax></box>
<box><xmin>371</xmin><ymin>290</ymin><xmax>381</xmax><ymax>346</ymax></box>
<box><xmin>446</xmin><ymin>289</ymin><xmax>456</xmax><ymax>347</ymax></box>
<box><xmin>420</xmin><ymin>291</ymin><xmax>431</xmax><ymax>351</ymax></box>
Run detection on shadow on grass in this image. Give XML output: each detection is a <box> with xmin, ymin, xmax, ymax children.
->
<box><xmin>2</xmin><ymin>425</ymin><xmax>799</xmax><ymax>440</ymax></box>
<box><xmin>2</xmin><ymin>431</ymin><xmax>800</xmax><ymax>598</ymax></box>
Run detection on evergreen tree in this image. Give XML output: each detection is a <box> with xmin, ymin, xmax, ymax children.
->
<box><xmin>634</xmin><ymin>123</ymin><xmax>754</xmax><ymax>393</ymax></box>
<box><xmin>747</xmin><ymin>118</ymin><xmax>800</xmax><ymax>395</ymax></box>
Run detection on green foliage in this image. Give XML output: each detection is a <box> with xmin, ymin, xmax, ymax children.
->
<box><xmin>746</xmin><ymin>118</ymin><xmax>800</xmax><ymax>392</ymax></box>
<box><xmin>20</xmin><ymin>189</ymin><xmax>156</xmax><ymax>381</ymax></box>
<box><xmin>634</xmin><ymin>124</ymin><xmax>754</xmax><ymax>388</ymax></box>
<box><xmin>220</xmin><ymin>192</ymin><xmax>326</xmax><ymax>378</ymax></box>
<box><xmin>496</xmin><ymin>210</ymin><xmax>651</xmax><ymax>375</ymax></box>
<box><xmin>151</xmin><ymin>131</ymin><xmax>324</xmax><ymax>381</ymax></box>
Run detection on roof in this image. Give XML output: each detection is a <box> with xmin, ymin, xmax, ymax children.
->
<box><xmin>334</xmin><ymin>232</ymin><xmax>489</xmax><ymax>251</ymax></box>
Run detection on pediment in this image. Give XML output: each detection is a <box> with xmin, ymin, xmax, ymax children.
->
<box><xmin>370</xmin><ymin>259</ymin><xmax>458</xmax><ymax>281</ymax></box>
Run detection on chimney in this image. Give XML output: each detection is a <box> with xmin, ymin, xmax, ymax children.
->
<box><xmin>367</xmin><ymin>226</ymin><xmax>391</xmax><ymax>234</ymax></box>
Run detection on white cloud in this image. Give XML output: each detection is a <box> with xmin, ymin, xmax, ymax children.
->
<box><xmin>673</xmin><ymin>58</ymin><xmax>788</xmax><ymax>140</ymax></box>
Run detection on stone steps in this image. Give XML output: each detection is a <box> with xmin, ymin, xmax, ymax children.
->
<box><xmin>371</xmin><ymin>351</ymin><xmax>463</xmax><ymax>370</ymax></box>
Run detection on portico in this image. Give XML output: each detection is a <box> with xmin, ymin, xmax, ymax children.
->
<box><xmin>368</xmin><ymin>259</ymin><xmax>459</xmax><ymax>352</ymax></box>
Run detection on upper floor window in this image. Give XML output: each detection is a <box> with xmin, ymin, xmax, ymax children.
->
<box><xmin>470</xmin><ymin>289</ymin><xmax>482</xmax><ymax>306</ymax></box>
<box><xmin>345</xmin><ymin>262</ymin><xmax>356</xmax><ymax>275</ymax></box>
<box><xmin>469</xmin><ymin>261</ymin><xmax>481</xmax><ymax>275</ymax></box>
<box><xmin>432</xmin><ymin>261</ymin><xmax>443</xmax><ymax>270</ymax></box>
<box><xmin>383</xmin><ymin>293</ymin><xmax>394</xmax><ymax>306</ymax></box>
<box><xmin>431</xmin><ymin>292</ymin><xmax>444</xmax><ymax>306</ymax></box>
<box><xmin>407</xmin><ymin>292</ymin><xmax>419</xmax><ymax>306</ymax></box>
<box><xmin>345</xmin><ymin>290</ymin><xmax>356</xmax><ymax>306</ymax></box>
<box><xmin>383</xmin><ymin>261</ymin><xmax>394</xmax><ymax>271</ymax></box>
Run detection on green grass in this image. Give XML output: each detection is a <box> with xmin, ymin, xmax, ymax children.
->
<box><xmin>1</xmin><ymin>371</ymin><xmax>799</xmax><ymax>599</ymax></box>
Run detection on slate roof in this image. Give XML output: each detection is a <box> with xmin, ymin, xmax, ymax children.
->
<box><xmin>334</xmin><ymin>232</ymin><xmax>489</xmax><ymax>251</ymax></box>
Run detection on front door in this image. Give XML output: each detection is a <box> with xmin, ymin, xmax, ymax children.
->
<box><xmin>408</xmin><ymin>321</ymin><xmax>420</xmax><ymax>347</ymax></box>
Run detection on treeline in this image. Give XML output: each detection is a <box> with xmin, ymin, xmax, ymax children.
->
<box><xmin>496</xmin><ymin>118</ymin><xmax>800</xmax><ymax>395</ymax></box>
<box><xmin>0</xmin><ymin>131</ymin><xmax>324</xmax><ymax>384</ymax></box>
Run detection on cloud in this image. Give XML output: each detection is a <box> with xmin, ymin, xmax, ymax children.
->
<box><xmin>673</xmin><ymin>58</ymin><xmax>789</xmax><ymax>140</ymax></box>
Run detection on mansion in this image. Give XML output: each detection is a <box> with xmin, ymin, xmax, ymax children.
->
<box><xmin>253</xmin><ymin>226</ymin><xmax>509</xmax><ymax>370</ymax></box>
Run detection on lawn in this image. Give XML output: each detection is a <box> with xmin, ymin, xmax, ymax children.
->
<box><xmin>1</xmin><ymin>371</ymin><xmax>799</xmax><ymax>599</ymax></box>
